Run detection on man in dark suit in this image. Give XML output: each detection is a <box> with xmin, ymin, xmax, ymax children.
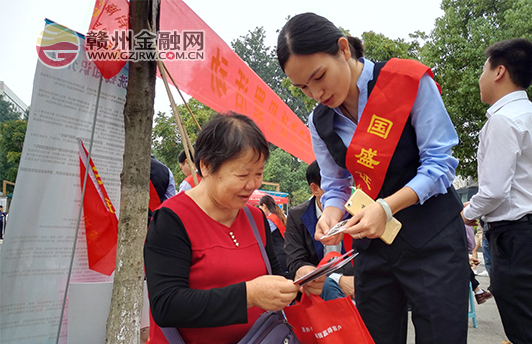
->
<box><xmin>284</xmin><ymin>161</ymin><xmax>354</xmax><ymax>300</ymax></box>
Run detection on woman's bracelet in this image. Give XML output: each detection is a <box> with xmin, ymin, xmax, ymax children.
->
<box><xmin>376</xmin><ymin>198</ymin><xmax>393</xmax><ymax>222</ymax></box>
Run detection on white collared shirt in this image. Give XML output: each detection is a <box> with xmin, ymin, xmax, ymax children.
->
<box><xmin>315</xmin><ymin>199</ymin><xmax>323</xmax><ymax>219</ymax></box>
<box><xmin>316</xmin><ymin>197</ymin><xmax>343</xmax><ymax>256</ymax></box>
<box><xmin>464</xmin><ymin>90</ymin><xmax>532</xmax><ymax>222</ymax></box>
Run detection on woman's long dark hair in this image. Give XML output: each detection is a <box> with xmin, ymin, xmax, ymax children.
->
<box><xmin>259</xmin><ymin>195</ymin><xmax>287</xmax><ymax>226</ymax></box>
<box><xmin>277</xmin><ymin>12</ymin><xmax>364</xmax><ymax>71</ymax></box>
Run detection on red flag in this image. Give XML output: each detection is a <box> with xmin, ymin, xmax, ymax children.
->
<box><xmin>87</xmin><ymin>0</ymin><xmax>129</xmax><ymax>79</ymax></box>
<box><xmin>78</xmin><ymin>138</ymin><xmax>118</xmax><ymax>276</ymax></box>
<box><xmin>148</xmin><ymin>180</ymin><xmax>161</xmax><ymax>211</ymax></box>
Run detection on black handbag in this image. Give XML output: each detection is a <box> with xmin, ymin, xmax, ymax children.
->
<box><xmin>159</xmin><ymin>206</ymin><xmax>299</xmax><ymax>344</ymax></box>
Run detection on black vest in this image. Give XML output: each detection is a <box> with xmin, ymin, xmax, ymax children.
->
<box><xmin>312</xmin><ymin>61</ymin><xmax>462</xmax><ymax>248</ymax></box>
<box><xmin>150</xmin><ymin>156</ymin><xmax>170</xmax><ymax>204</ymax></box>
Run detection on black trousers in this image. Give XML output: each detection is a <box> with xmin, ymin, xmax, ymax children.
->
<box><xmin>488</xmin><ymin>221</ymin><xmax>532</xmax><ymax>344</ymax></box>
<box><xmin>271</xmin><ymin>229</ymin><xmax>287</xmax><ymax>272</ymax></box>
<box><xmin>355</xmin><ymin>215</ymin><xmax>469</xmax><ymax>344</ymax></box>
<box><xmin>470</xmin><ymin>268</ymin><xmax>479</xmax><ymax>291</ymax></box>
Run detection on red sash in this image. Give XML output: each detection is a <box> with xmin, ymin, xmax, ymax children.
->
<box><xmin>185</xmin><ymin>173</ymin><xmax>202</xmax><ymax>187</ymax></box>
<box><xmin>267</xmin><ymin>213</ymin><xmax>286</xmax><ymax>237</ymax></box>
<box><xmin>345</xmin><ymin>58</ymin><xmax>436</xmax><ymax>199</ymax></box>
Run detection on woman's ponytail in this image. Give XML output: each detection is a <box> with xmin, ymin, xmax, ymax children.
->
<box><xmin>347</xmin><ymin>36</ymin><xmax>364</xmax><ymax>59</ymax></box>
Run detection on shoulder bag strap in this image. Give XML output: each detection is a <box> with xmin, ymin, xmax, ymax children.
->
<box><xmin>160</xmin><ymin>327</ymin><xmax>185</xmax><ymax>344</ymax></box>
<box><xmin>244</xmin><ymin>206</ymin><xmax>272</xmax><ymax>275</ymax></box>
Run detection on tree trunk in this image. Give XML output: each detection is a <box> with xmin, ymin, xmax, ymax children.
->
<box><xmin>105</xmin><ymin>1</ymin><xmax>159</xmax><ymax>343</ymax></box>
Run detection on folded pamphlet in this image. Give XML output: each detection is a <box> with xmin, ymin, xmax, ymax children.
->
<box><xmin>320</xmin><ymin>219</ymin><xmax>349</xmax><ymax>239</ymax></box>
<box><xmin>293</xmin><ymin>249</ymin><xmax>358</xmax><ymax>286</ymax></box>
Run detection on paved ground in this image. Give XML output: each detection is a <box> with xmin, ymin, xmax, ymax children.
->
<box><xmin>0</xmin><ymin>241</ymin><xmax>511</xmax><ymax>343</ymax></box>
<box><xmin>406</xmin><ymin>253</ymin><xmax>510</xmax><ymax>344</ymax></box>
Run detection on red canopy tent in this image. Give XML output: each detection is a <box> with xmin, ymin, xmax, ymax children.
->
<box><xmin>247</xmin><ymin>189</ymin><xmax>288</xmax><ymax>206</ymax></box>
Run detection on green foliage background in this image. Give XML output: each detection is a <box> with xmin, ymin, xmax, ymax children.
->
<box><xmin>151</xmin><ymin>99</ymin><xmax>215</xmax><ymax>185</ymax></box>
<box><xmin>0</xmin><ymin>95</ymin><xmax>26</xmax><ymax>192</ymax></box>
<box><xmin>419</xmin><ymin>0</ymin><xmax>532</xmax><ymax>178</ymax></box>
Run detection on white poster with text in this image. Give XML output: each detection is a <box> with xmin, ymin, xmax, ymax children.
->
<box><xmin>0</xmin><ymin>21</ymin><xmax>127</xmax><ymax>344</ymax></box>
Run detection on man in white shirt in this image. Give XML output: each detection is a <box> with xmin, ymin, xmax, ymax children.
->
<box><xmin>463</xmin><ymin>38</ymin><xmax>532</xmax><ymax>344</ymax></box>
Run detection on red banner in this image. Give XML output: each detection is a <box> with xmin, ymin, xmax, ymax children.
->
<box><xmin>159</xmin><ymin>0</ymin><xmax>314</xmax><ymax>164</ymax></box>
<box><xmin>87</xmin><ymin>0</ymin><xmax>129</xmax><ymax>79</ymax></box>
<box><xmin>78</xmin><ymin>138</ymin><xmax>118</xmax><ymax>276</ymax></box>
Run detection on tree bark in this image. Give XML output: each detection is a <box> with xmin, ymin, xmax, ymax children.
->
<box><xmin>105</xmin><ymin>1</ymin><xmax>159</xmax><ymax>343</ymax></box>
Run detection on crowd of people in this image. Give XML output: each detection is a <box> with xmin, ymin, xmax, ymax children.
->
<box><xmin>140</xmin><ymin>12</ymin><xmax>532</xmax><ymax>344</ymax></box>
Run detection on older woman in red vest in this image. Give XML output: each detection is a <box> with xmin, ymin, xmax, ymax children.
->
<box><xmin>144</xmin><ymin>113</ymin><xmax>324</xmax><ymax>343</ymax></box>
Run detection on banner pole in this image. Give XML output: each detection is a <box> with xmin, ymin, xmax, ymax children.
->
<box><xmin>164</xmin><ymin>64</ymin><xmax>199</xmax><ymax>161</ymax></box>
<box><xmin>156</xmin><ymin>62</ymin><xmax>198</xmax><ymax>185</ymax></box>
<box><xmin>147</xmin><ymin>22</ymin><xmax>198</xmax><ymax>182</ymax></box>
<box><xmin>162</xmin><ymin>62</ymin><xmax>201</xmax><ymax>132</ymax></box>
<box><xmin>56</xmin><ymin>74</ymin><xmax>104</xmax><ymax>344</ymax></box>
